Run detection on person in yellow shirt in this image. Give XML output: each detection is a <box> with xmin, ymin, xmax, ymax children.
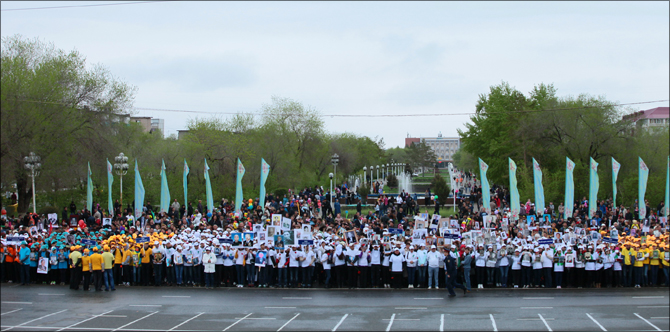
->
<box><xmin>90</xmin><ymin>247</ymin><xmax>104</xmax><ymax>292</ymax></box>
<box><xmin>69</xmin><ymin>246</ymin><xmax>82</xmax><ymax>290</ymax></box>
<box><xmin>121</xmin><ymin>243</ymin><xmax>132</xmax><ymax>286</ymax></box>
<box><xmin>81</xmin><ymin>249</ymin><xmax>92</xmax><ymax>291</ymax></box>
<box><xmin>649</xmin><ymin>244</ymin><xmax>660</xmax><ymax>286</ymax></box>
<box><xmin>141</xmin><ymin>243</ymin><xmax>152</xmax><ymax>286</ymax></box>
<box><xmin>113</xmin><ymin>244</ymin><xmax>124</xmax><ymax>287</ymax></box>
<box><xmin>633</xmin><ymin>244</ymin><xmax>647</xmax><ymax>288</ymax></box>
<box><xmin>621</xmin><ymin>242</ymin><xmax>634</xmax><ymax>287</ymax></box>
<box><xmin>131</xmin><ymin>245</ymin><xmax>141</xmax><ymax>285</ymax></box>
<box><xmin>661</xmin><ymin>245</ymin><xmax>669</xmax><ymax>286</ymax></box>
<box><xmin>640</xmin><ymin>243</ymin><xmax>650</xmax><ymax>286</ymax></box>
<box><xmin>102</xmin><ymin>246</ymin><xmax>116</xmax><ymax>291</ymax></box>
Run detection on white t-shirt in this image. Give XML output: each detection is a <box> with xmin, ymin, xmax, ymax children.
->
<box><xmin>389</xmin><ymin>253</ymin><xmax>405</xmax><ymax>272</ymax></box>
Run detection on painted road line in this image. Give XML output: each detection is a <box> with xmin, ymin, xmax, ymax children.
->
<box><xmin>129</xmin><ymin>305</ymin><xmax>162</xmax><ymax>307</ymax></box>
<box><xmin>277</xmin><ymin>313</ymin><xmax>300</xmax><ymax>332</ymax></box>
<box><xmin>638</xmin><ymin>306</ymin><xmax>669</xmax><ymax>308</ymax></box>
<box><xmin>385</xmin><ymin>314</ymin><xmax>396</xmax><ymax>332</ymax></box>
<box><xmin>523</xmin><ymin>297</ymin><xmax>554</xmax><ymax>300</ymax></box>
<box><xmin>0</xmin><ymin>327</ymin><xmax>111</xmax><ymax>331</ymax></box>
<box><xmin>38</xmin><ymin>294</ymin><xmax>65</xmax><ymax>296</ymax></box>
<box><xmin>414</xmin><ymin>298</ymin><xmax>444</xmax><ymax>300</ymax></box>
<box><xmin>489</xmin><ymin>314</ymin><xmax>497</xmax><ymax>332</ymax></box>
<box><xmin>282</xmin><ymin>297</ymin><xmax>311</xmax><ymax>300</ymax></box>
<box><xmin>520</xmin><ymin>307</ymin><xmax>553</xmax><ymax>309</ymax></box>
<box><xmin>2</xmin><ymin>309</ymin><xmax>67</xmax><ymax>332</ymax></box>
<box><xmin>112</xmin><ymin>311</ymin><xmax>158</xmax><ymax>332</ymax></box>
<box><xmin>167</xmin><ymin>312</ymin><xmax>204</xmax><ymax>331</ymax></box>
<box><xmin>162</xmin><ymin>296</ymin><xmax>191</xmax><ymax>298</ymax></box>
<box><xmin>634</xmin><ymin>313</ymin><xmax>663</xmax><ymax>332</ymax></box>
<box><xmin>1</xmin><ymin>302</ymin><xmax>32</xmax><ymax>305</ymax></box>
<box><xmin>1</xmin><ymin>309</ymin><xmax>23</xmax><ymax>316</ymax></box>
<box><xmin>538</xmin><ymin>314</ymin><xmax>553</xmax><ymax>331</ymax></box>
<box><xmin>240</xmin><ymin>318</ymin><xmax>276</xmax><ymax>320</ymax></box>
<box><xmin>383</xmin><ymin>319</ymin><xmax>420</xmax><ymax>321</ymax></box>
<box><xmin>395</xmin><ymin>307</ymin><xmax>427</xmax><ymax>310</ymax></box>
<box><xmin>633</xmin><ymin>296</ymin><xmax>664</xmax><ymax>299</ymax></box>
<box><xmin>586</xmin><ymin>313</ymin><xmax>607</xmax><ymax>331</ymax></box>
<box><xmin>265</xmin><ymin>307</ymin><xmax>296</xmax><ymax>309</ymax></box>
<box><xmin>650</xmin><ymin>317</ymin><xmax>669</xmax><ymax>319</ymax></box>
<box><xmin>56</xmin><ymin>310</ymin><xmax>114</xmax><ymax>332</ymax></box>
<box><xmin>440</xmin><ymin>314</ymin><xmax>444</xmax><ymax>332</ymax></box>
<box><xmin>98</xmin><ymin>315</ymin><xmax>127</xmax><ymax>318</ymax></box>
<box><xmin>223</xmin><ymin>313</ymin><xmax>252</xmax><ymax>331</ymax></box>
<box><xmin>332</xmin><ymin>314</ymin><xmax>348</xmax><ymax>332</ymax></box>
<box><xmin>517</xmin><ymin>318</ymin><xmax>555</xmax><ymax>321</ymax></box>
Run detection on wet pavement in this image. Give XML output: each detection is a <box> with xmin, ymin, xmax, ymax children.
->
<box><xmin>1</xmin><ymin>284</ymin><xmax>668</xmax><ymax>331</ymax></box>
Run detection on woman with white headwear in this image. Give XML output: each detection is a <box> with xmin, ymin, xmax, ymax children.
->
<box><xmin>202</xmin><ymin>247</ymin><xmax>216</xmax><ymax>289</ymax></box>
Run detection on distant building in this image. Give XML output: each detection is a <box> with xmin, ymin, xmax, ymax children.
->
<box><xmin>177</xmin><ymin>130</ymin><xmax>190</xmax><ymax>140</ymax></box>
<box><xmin>130</xmin><ymin>116</ymin><xmax>164</xmax><ymax>137</ymax></box>
<box><xmin>622</xmin><ymin>107</ymin><xmax>669</xmax><ymax>133</ymax></box>
<box><xmin>405</xmin><ymin>132</ymin><xmax>460</xmax><ymax>164</ymax></box>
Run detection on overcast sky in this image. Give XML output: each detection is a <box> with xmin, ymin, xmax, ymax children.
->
<box><xmin>2</xmin><ymin>1</ymin><xmax>668</xmax><ymax>147</ymax></box>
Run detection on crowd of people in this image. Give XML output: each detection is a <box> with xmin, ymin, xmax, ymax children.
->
<box><xmin>1</xmin><ymin>169</ymin><xmax>668</xmax><ymax>297</ymax></box>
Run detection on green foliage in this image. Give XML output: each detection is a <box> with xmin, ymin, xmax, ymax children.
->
<box><xmin>386</xmin><ymin>173</ymin><xmax>398</xmax><ymax>187</ymax></box>
<box><xmin>458</xmin><ymin>81</ymin><xmax>669</xmax><ymax>207</ymax></box>
<box><xmin>430</xmin><ymin>174</ymin><xmax>450</xmax><ymax>206</ymax></box>
<box><xmin>274</xmin><ymin>188</ymin><xmax>288</xmax><ymax>198</ymax></box>
<box><xmin>357</xmin><ymin>183</ymin><xmax>370</xmax><ymax>199</ymax></box>
<box><xmin>38</xmin><ymin>206</ymin><xmax>59</xmax><ymax>215</ymax></box>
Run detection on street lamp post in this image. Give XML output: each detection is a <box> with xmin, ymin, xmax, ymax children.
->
<box><xmin>370</xmin><ymin>165</ymin><xmax>374</xmax><ymax>193</ymax></box>
<box><xmin>329</xmin><ymin>172</ymin><xmax>334</xmax><ymax>210</ymax></box>
<box><xmin>23</xmin><ymin>152</ymin><xmax>41</xmax><ymax>214</ymax></box>
<box><xmin>114</xmin><ymin>153</ymin><xmax>129</xmax><ymax>208</ymax></box>
<box><xmin>363</xmin><ymin>166</ymin><xmax>367</xmax><ymax>188</ymax></box>
<box><xmin>331</xmin><ymin>153</ymin><xmax>339</xmax><ymax>191</ymax></box>
<box><xmin>376</xmin><ymin>165</ymin><xmax>380</xmax><ymax>183</ymax></box>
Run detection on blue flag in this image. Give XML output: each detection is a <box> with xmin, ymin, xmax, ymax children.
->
<box><xmin>134</xmin><ymin>160</ymin><xmax>145</xmax><ymax>219</ymax></box>
<box><xmin>532</xmin><ymin>158</ymin><xmax>544</xmax><ymax>215</ymax></box>
<box><xmin>565</xmin><ymin>157</ymin><xmax>575</xmax><ymax>220</ymax></box>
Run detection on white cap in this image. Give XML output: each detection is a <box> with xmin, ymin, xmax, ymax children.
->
<box><xmin>431</xmin><ymin>245</ymin><xmax>436</xmax><ymax>249</ymax></box>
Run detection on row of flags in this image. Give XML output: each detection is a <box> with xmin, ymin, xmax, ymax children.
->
<box><xmin>87</xmin><ymin>158</ymin><xmax>271</xmax><ymax>218</ymax></box>
<box><xmin>479</xmin><ymin>156</ymin><xmax>670</xmax><ymax>220</ymax></box>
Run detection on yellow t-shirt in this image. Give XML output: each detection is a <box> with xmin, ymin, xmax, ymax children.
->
<box><xmin>649</xmin><ymin>250</ymin><xmax>661</xmax><ymax>266</ymax></box>
<box><xmin>90</xmin><ymin>253</ymin><xmax>103</xmax><ymax>271</ymax></box>
<box><xmin>633</xmin><ymin>250</ymin><xmax>645</xmax><ymax>267</ymax></box>
<box><xmin>622</xmin><ymin>248</ymin><xmax>633</xmax><ymax>265</ymax></box>
<box><xmin>141</xmin><ymin>248</ymin><xmax>152</xmax><ymax>264</ymax></box>
<box><xmin>69</xmin><ymin>251</ymin><xmax>82</xmax><ymax>267</ymax></box>
<box><xmin>642</xmin><ymin>248</ymin><xmax>651</xmax><ymax>265</ymax></box>
<box><xmin>81</xmin><ymin>255</ymin><xmax>91</xmax><ymax>272</ymax></box>
<box><xmin>661</xmin><ymin>250</ymin><xmax>669</xmax><ymax>267</ymax></box>
<box><xmin>122</xmin><ymin>249</ymin><xmax>131</xmax><ymax>265</ymax></box>
<box><xmin>114</xmin><ymin>248</ymin><xmax>124</xmax><ymax>264</ymax></box>
<box><xmin>102</xmin><ymin>252</ymin><xmax>114</xmax><ymax>270</ymax></box>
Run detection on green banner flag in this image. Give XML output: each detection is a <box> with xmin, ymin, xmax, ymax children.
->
<box><xmin>107</xmin><ymin>159</ymin><xmax>114</xmax><ymax>215</ymax></box>
<box><xmin>589</xmin><ymin>157</ymin><xmax>599</xmax><ymax>218</ymax></box>
<box><xmin>183</xmin><ymin>159</ymin><xmax>189</xmax><ymax>212</ymax></box>
<box><xmin>160</xmin><ymin>159</ymin><xmax>170</xmax><ymax>213</ymax></box>
<box><xmin>478</xmin><ymin>158</ymin><xmax>490</xmax><ymax>213</ymax></box>
<box><xmin>612</xmin><ymin>157</ymin><xmax>620</xmax><ymax>208</ymax></box>
<box><xmin>260</xmin><ymin>158</ymin><xmax>270</xmax><ymax>211</ymax></box>
<box><xmin>639</xmin><ymin>157</ymin><xmax>649</xmax><ymax>219</ymax></box>
<box><xmin>204</xmin><ymin>158</ymin><xmax>213</xmax><ymax>214</ymax></box>
<box><xmin>235</xmin><ymin>158</ymin><xmax>246</xmax><ymax>212</ymax></box>
<box><xmin>134</xmin><ymin>160</ymin><xmax>145</xmax><ymax>219</ymax></box>
<box><xmin>565</xmin><ymin>157</ymin><xmax>575</xmax><ymax>220</ymax></box>
<box><xmin>87</xmin><ymin>162</ymin><xmax>93</xmax><ymax>212</ymax></box>
<box><xmin>532</xmin><ymin>158</ymin><xmax>545</xmax><ymax>215</ymax></box>
<box><xmin>508</xmin><ymin>158</ymin><xmax>520</xmax><ymax>220</ymax></box>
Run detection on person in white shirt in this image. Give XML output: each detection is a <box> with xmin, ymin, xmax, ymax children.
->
<box><xmin>510</xmin><ymin>248</ymin><xmax>522</xmax><ymax>288</ymax></box>
<box><xmin>553</xmin><ymin>246</ymin><xmax>565</xmax><ymax>288</ymax></box>
<box><xmin>498</xmin><ymin>244</ymin><xmax>510</xmax><ymax>287</ymax></box>
<box><xmin>276</xmin><ymin>248</ymin><xmax>288</xmax><ymax>288</ymax></box>
<box><xmin>334</xmin><ymin>243</ymin><xmax>346</xmax><ymax>288</ymax></box>
<box><xmin>426</xmin><ymin>245</ymin><xmax>442</xmax><ymax>289</ymax></box>
<box><xmin>358</xmin><ymin>244</ymin><xmax>371</xmax><ymax>288</ymax></box>
<box><xmin>288</xmin><ymin>245</ymin><xmax>303</xmax><ymax>288</ymax></box>
<box><xmin>405</xmin><ymin>246</ymin><xmax>418</xmax><ymax>288</ymax></box>
<box><xmin>389</xmin><ymin>247</ymin><xmax>405</xmax><ymax>289</ymax></box>
<box><xmin>370</xmin><ymin>244</ymin><xmax>382</xmax><ymax>288</ymax></box>
<box><xmin>222</xmin><ymin>244</ymin><xmax>235</xmax><ymax>287</ymax></box>
<box><xmin>214</xmin><ymin>243</ymin><xmax>224</xmax><ymax>288</ymax></box>
<box><xmin>202</xmin><ymin>247</ymin><xmax>216</xmax><ymax>288</ymax></box>
<box><xmin>381</xmin><ymin>244</ymin><xmax>392</xmax><ymax>288</ymax></box>
<box><xmin>345</xmin><ymin>243</ymin><xmax>360</xmax><ymax>289</ymax></box>
<box><xmin>416</xmin><ymin>244</ymin><xmax>428</xmax><ymax>288</ymax></box>
<box><xmin>484</xmin><ymin>245</ymin><xmax>497</xmax><ymax>287</ymax></box>
<box><xmin>474</xmin><ymin>244</ymin><xmax>486</xmax><ymax>288</ymax></box>
<box><xmin>321</xmin><ymin>246</ymin><xmax>332</xmax><ymax>288</ymax></box>
<box><xmin>302</xmin><ymin>245</ymin><xmax>316</xmax><ymax>288</ymax></box>
<box><xmin>234</xmin><ymin>248</ymin><xmax>246</xmax><ymax>287</ymax></box>
<box><xmin>532</xmin><ymin>247</ymin><xmax>544</xmax><ymax>288</ymax></box>
<box><xmin>542</xmin><ymin>245</ymin><xmax>554</xmax><ymax>288</ymax></box>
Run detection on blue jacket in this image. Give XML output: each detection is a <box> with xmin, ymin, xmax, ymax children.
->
<box><xmin>19</xmin><ymin>247</ymin><xmax>31</xmax><ymax>264</ymax></box>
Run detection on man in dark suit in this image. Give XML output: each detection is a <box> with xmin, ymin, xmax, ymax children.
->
<box><xmin>444</xmin><ymin>251</ymin><xmax>467</xmax><ymax>297</ymax></box>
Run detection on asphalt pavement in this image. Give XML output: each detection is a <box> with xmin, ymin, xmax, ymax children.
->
<box><xmin>1</xmin><ymin>284</ymin><xmax>668</xmax><ymax>331</ymax></box>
